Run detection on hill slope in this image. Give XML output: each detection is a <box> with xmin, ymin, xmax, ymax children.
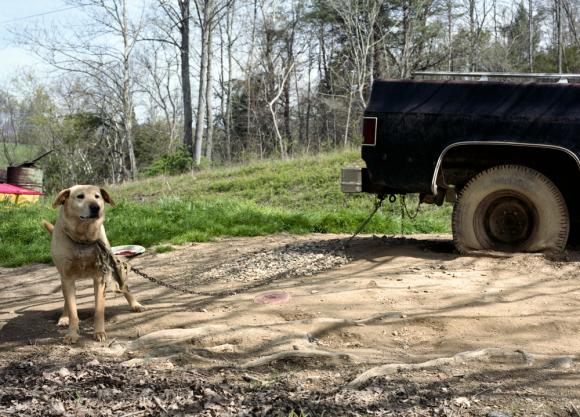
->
<box><xmin>0</xmin><ymin>151</ymin><xmax>450</xmax><ymax>267</ymax></box>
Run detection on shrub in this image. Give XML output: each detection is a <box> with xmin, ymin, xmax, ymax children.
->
<box><xmin>145</xmin><ymin>148</ymin><xmax>193</xmax><ymax>176</ymax></box>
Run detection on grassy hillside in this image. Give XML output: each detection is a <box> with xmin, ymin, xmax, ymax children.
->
<box><xmin>0</xmin><ymin>150</ymin><xmax>451</xmax><ymax>267</ymax></box>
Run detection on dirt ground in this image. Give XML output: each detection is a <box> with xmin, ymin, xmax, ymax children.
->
<box><xmin>1</xmin><ymin>234</ymin><xmax>579</xmax><ymax>416</ymax></box>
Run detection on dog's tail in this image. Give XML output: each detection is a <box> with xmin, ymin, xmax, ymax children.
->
<box><xmin>42</xmin><ymin>220</ymin><xmax>54</xmax><ymax>234</ymax></box>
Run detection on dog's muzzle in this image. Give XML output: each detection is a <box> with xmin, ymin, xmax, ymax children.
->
<box><xmin>81</xmin><ymin>204</ymin><xmax>101</xmax><ymax>219</ymax></box>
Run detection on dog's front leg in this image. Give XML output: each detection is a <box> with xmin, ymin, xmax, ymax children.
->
<box><xmin>61</xmin><ymin>279</ymin><xmax>80</xmax><ymax>344</ymax></box>
<box><xmin>57</xmin><ymin>297</ymin><xmax>70</xmax><ymax>327</ymax></box>
<box><xmin>123</xmin><ymin>288</ymin><xmax>144</xmax><ymax>312</ymax></box>
<box><xmin>93</xmin><ymin>277</ymin><xmax>107</xmax><ymax>342</ymax></box>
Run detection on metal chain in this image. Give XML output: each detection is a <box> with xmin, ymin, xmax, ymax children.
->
<box><xmin>400</xmin><ymin>194</ymin><xmax>422</xmax><ymax>220</ymax></box>
<box><xmin>399</xmin><ymin>194</ymin><xmax>422</xmax><ymax>235</ymax></box>
<box><xmin>130</xmin><ymin>263</ymin><xmax>315</xmax><ymax>298</ymax></box>
<box><xmin>344</xmin><ymin>194</ymin><xmax>386</xmax><ymax>247</ymax></box>
<box><xmin>129</xmin><ymin>193</ymin><xmax>406</xmax><ymax>297</ymax></box>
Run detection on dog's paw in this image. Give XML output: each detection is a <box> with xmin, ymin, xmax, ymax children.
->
<box><xmin>64</xmin><ymin>333</ymin><xmax>80</xmax><ymax>344</ymax></box>
<box><xmin>131</xmin><ymin>302</ymin><xmax>145</xmax><ymax>312</ymax></box>
<box><xmin>94</xmin><ymin>331</ymin><xmax>107</xmax><ymax>342</ymax></box>
<box><xmin>57</xmin><ymin>316</ymin><xmax>69</xmax><ymax>327</ymax></box>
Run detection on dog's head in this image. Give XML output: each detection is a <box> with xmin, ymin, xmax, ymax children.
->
<box><xmin>53</xmin><ymin>185</ymin><xmax>115</xmax><ymax>225</ymax></box>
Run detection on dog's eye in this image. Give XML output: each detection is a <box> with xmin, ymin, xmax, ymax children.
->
<box><xmin>95</xmin><ymin>195</ymin><xmax>100</xmax><ymax>199</ymax></box>
<box><xmin>77</xmin><ymin>194</ymin><xmax>85</xmax><ymax>199</ymax></box>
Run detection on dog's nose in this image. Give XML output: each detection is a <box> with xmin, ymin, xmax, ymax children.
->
<box><xmin>89</xmin><ymin>203</ymin><xmax>100</xmax><ymax>216</ymax></box>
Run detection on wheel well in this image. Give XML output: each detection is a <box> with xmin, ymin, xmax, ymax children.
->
<box><xmin>439</xmin><ymin>143</ymin><xmax>580</xmax><ymax>242</ymax></box>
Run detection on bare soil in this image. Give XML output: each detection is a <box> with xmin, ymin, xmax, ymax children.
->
<box><xmin>0</xmin><ymin>234</ymin><xmax>579</xmax><ymax>416</ymax></box>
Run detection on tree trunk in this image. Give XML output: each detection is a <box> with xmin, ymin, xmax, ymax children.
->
<box><xmin>305</xmin><ymin>52</ymin><xmax>312</xmax><ymax>153</ymax></box>
<box><xmin>529</xmin><ymin>0</ymin><xmax>533</xmax><ymax>72</ymax></box>
<box><xmin>447</xmin><ymin>0</ymin><xmax>453</xmax><ymax>71</ymax></box>
<box><xmin>205</xmin><ymin>25</ymin><xmax>214</xmax><ymax>161</ymax></box>
<box><xmin>343</xmin><ymin>70</ymin><xmax>354</xmax><ymax>147</ymax></box>
<box><xmin>400</xmin><ymin>1</ymin><xmax>413</xmax><ymax>78</ymax></box>
<box><xmin>179</xmin><ymin>0</ymin><xmax>194</xmax><ymax>155</ymax></box>
<box><xmin>246</xmin><ymin>0</ymin><xmax>258</xmax><ymax>143</ymax></box>
<box><xmin>283</xmin><ymin>81</ymin><xmax>290</xmax><ymax>144</ymax></box>
<box><xmin>194</xmin><ymin>0</ymin><xmax>213</xmax><ymax>165</ymax></box>
<box><xmin>468</xmin><ymin>0</ymin><xmax>476</xmax><ymax>71</ymax></box>
<box><xmin>268</xmin><ymin>63</ymin><xmax>294</xmax><ymax>160</ymax></box>
<box><xmin>225</xmin><ymin>0</ymin><xmax>235</xmax><ymax>162</ymax></box>
<box><xmin>121</xmin><ymin>0</ymin><xmax>136</xmax><ymax>179</ymax></box>
<box><xmin>556</xmin><ymin>0</ymin><xmax>563</xmax><ymax>73</ymax></box>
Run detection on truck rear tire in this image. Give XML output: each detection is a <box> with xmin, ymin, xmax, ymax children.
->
<box><xmin>452</xmin><ymin>165</ymin><xmax>569</xmax><ymax>253</ymax></box>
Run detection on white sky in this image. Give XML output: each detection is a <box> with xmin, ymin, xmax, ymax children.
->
<box><xmin>0</xmin><ymin>0</ymin><xmax>150</xmax><ymax>87</ymax></box>
<box><xmin>0</xmin><ymin>1</ymin><xmax>80</xmax><ymax>83</ymax></box>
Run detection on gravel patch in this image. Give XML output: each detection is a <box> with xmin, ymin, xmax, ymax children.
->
<box><xmin>188</xmin><ymin>240</ymin><xmax>350</xmax><ymax>286</ymax></box>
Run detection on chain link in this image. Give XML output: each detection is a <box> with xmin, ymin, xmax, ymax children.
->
<box><xmin>400</xmin><ymin>194</ymin><xmax>422</xmax><ymax>220</ymax></box>
<box><xmin>399</xmin><ymin>194</ymin><xmax>422</xmax><ymax>235</ymax></box>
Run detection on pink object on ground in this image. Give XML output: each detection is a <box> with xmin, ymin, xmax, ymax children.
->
<box><xmin>0</xmin><ymin>184</ymin><xmax>43</xmax><ymax>195</ymax></box>
<box><xmin>253</xmin><ymin>290</ymin><xmax>291</xmax><ymax>305</ymax></box>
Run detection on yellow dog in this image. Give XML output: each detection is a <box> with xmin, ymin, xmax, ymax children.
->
<box><xmin>44</xmin><ymin>185</ymin><xmax>143</xmax><ymax>343</ymax></box>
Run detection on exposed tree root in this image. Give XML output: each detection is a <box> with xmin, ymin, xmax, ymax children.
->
<box><xmin>125</xmin><ymin>313</ymin><xmax>403</xmax><ymax>368</ymax></box>
<box><xmin>127</xmin><ymin>325</ymin><xmax>230</xmax><ymax>351</ymax></box>
<box><xmin>347</xmin><ymin>348</ymin><xmax>533</xmax><ymax>389</ymax></box>
<box><xmin>240</xmin><ymin>349</ymin><xmax>359</xmax><ymax>369</ymax></box>
<box><xmin>127</xmin><ymin>312</ymin><xmax>403</xmax><ymax>351</ymax></box>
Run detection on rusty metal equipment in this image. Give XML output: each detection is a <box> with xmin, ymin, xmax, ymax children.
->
<box><xmin>5</xmin><ymin>150</ymin><xmax>53</xmax><ymax>193</ymax></box>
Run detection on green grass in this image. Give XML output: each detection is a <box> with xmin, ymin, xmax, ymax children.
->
<box><xmin>154</xmin><ymin>245</ymin><xmax>174</xmax><ymax>254</ymax></box>
<box><xmin>0</xmin><ymin>143</ymin><xmax>41</xmax><ymax>167</ymax></box>
<box><xmin>0</xmin><ymin>150</ymin><xmax>451</xmax><ymax>267</ymax></box>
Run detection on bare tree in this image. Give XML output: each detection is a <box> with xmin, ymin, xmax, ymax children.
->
<box><xmin>135</xmin><ymin>42</ymin><xmax>181</xmax><ymax>149</ymax></box>
<box><xmin>191</xmin><ymin>0</ymin><xmax>233</xmax><ymax>164</ymax></box>
<box><xmin>464</xmin><ymin>0</ymin><xmax>493</xmax><ymax>71</ymax></box>
<box><xmin>154</xmin><ymin>0</ymin><xmax>195</xmax><ymax>154</ymax></box>
<box><xmin>16</xmin><ymin>0</ymin><xmax>145</xmax><ymax>180</ymax></box>
<box><xmin>205</xmin><ymin>24</ymin><xmax>215</xmax><ymax>161</ymax></box>
<box><xmin>215</xmin><ymin>0</ymin><xmax>237</xmax><ymax>162</ymax></box>
<box><xmin>529</xmin><ymin>0</ymin><xmax>534</xmax><ymax>71</ymax></box>
<box><xmin>327</xmin><ymin>0</ymin><xmax>384</xmax><ymax>105</ymax></box>
<box><xmin>268</xmin><ymin>62</ymin><xmax>294</xmax><ymax>160</ymax></box>
<box><xmin>556</xmin><ymin>0</ymin><xmax>563</xmax><ymax>72</ymax></box>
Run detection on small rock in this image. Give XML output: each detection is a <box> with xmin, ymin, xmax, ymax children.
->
<box><xmin>487</xmin><ymin>412</ymin><xmax>511</xmax><ymax>417</ymax></box>
<box><xmin>453</xmin><ymin>397</ymin><xmax>470</xmax><ymax>408</ymax></box>
<box><xmin>549</xmin><ymin>356</ymin><xmax>573</xmax><ymax>369</ymax></box>
<box><xmin>58</xmin><ymin>367</ymin><xmax>71</xmax><ymax>378</ymax></box>
<box><xmin>87</xmin><ymin>359</ymin><xmax>100</xmax><ymax>367</ymax></box>
<box><xmin>51</xmin><ymin>400</ymin><xmax>66</xmax><ymax>415</ymax></box>
<box><xmin>310</xmin><ymin>290</ymin><xmax>319</xmax><ymax>294</ymax></box>
<box><xmin>97</xmin><ymin>389</ymin><xmax>105</xmax><ymax>400</ymax></box>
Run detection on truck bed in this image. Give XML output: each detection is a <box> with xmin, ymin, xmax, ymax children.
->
<box><xmin>363</xmin><ymin>79</ymin><xmax>580</xmax><ymax>194</ymax></box>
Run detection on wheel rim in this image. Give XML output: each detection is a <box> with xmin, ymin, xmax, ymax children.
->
<box><xmin>474</xmin><ymin>190</ymin><xmax>538</xmax><ymax>250</ymax></box>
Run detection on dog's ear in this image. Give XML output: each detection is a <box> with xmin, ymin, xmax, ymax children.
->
<box><xmin>52</xmin><ymin>189</ymin><xmax>70</xmax><ymax>208</ymax></box>
<box><xmin>100</xmin><ymin>188</ymin><xmax>116</xmax><ymax>207</ymax></box>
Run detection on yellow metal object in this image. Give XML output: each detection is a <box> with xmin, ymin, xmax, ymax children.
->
<box><xmin>0</xmin><ymin>193</ymin><xmax>41</xmax><ymax>205</ymax></box>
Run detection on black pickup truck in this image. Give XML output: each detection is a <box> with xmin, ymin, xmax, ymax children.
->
<box><xmin>342</xmin><ymin>77</ymin><xmax>580</xmax><ymax>253</ymax></box>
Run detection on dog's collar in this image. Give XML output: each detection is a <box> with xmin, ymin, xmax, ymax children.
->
<box><xmin>63</xmin><ymin>228</ymin><xmax>100</xmax><ymax>246</ymax></box>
